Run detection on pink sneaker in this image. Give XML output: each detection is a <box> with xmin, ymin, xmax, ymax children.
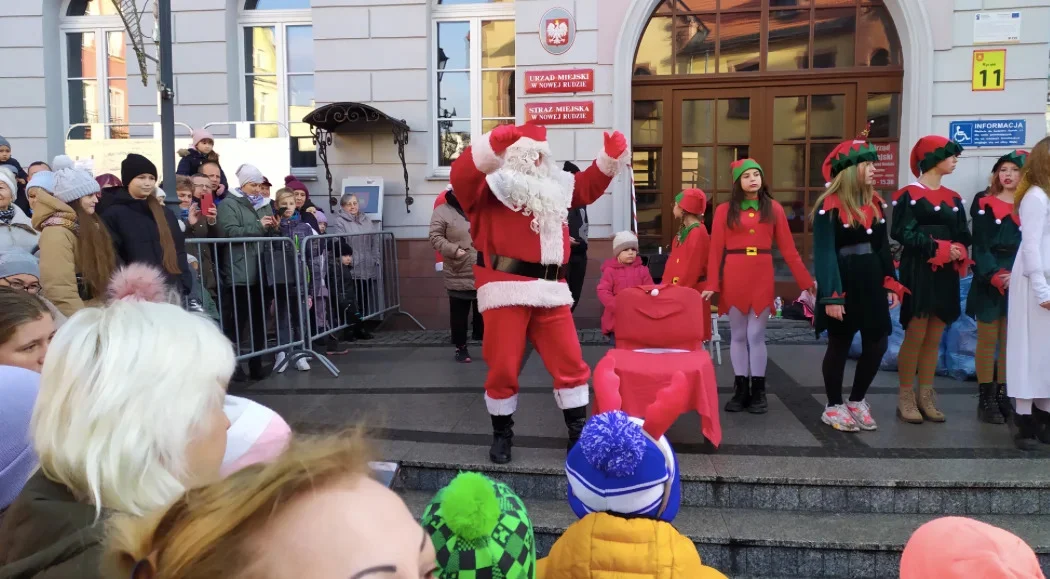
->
<box><xmin>821</xmin><ymin>404</ymin><xmax>860</xmax><ymax>432</ymax></box>
<box><xmin>846</xmin><ymin>400</ymin><xmax>878</xmax><ymax>431</ymax></box>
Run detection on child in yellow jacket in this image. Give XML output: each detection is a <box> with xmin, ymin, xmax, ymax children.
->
<box><xmin>538</xmin><ymin>409</ymin><xmax>727</xmax><ymax>579</ymax></box>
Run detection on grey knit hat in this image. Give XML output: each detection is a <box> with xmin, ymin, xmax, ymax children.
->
<box><xmin>0</xmin><ymin>248</ymin><xmax>40</xmax><ymax>280</ymax></box>
<box><xmin>53</xmin><ymin>165</ymin><xmax>101</xmax><ymax>204</ymax></box>
<box><xmin>0</xmin><ymin>136</ymin><xmax>9</xmax><ymax>149</ymax></box>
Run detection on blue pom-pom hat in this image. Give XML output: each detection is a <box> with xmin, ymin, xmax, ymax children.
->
<box><xmin>565</xmin><ymin>410</ymin><xmax>682</xmax><ymax>522</ymax></box>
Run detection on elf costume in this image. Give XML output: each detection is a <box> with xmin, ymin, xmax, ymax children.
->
<box><xmin>890</xmin><ymin>135</ymin><xmax>971</xmax><ymax>424</ymax></box>
<box><xmin>812</xmin><ymin>138</ymin><xmax>908</xmax><ymax>432</ymax></box>
<box><xmin>538</xmin><ymin>407</ymin><xmax>727</xmax><ymax>579</ymax></box>
<box><xmin>422</xmin><ymin>472</ymin><xmax>536</xmax><ymax>579</ymax></box>
<box><xmin>662</xmin><ymin>188</ymin><xmax>712</xmax><ymax>341</ymax></box>
<box><xmin>707</xmin><ymin>158</ymin><xmax>814</xmax><ymax>415</ymax></box>
<box><xmin>967</xmin><ymin>150</ymin><xmax>1026</xmax><ymax>425</ymax></box>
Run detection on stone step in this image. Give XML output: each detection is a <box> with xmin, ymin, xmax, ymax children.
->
<box><xmin>390</xmin><ymin>442</ymin><xmax>1050</xmax><ymax>516</ymax></box>
<box><xmin>402</xmin><ymin>490</ymin><xmax>1050</xmax><ymax>579</ymax></box>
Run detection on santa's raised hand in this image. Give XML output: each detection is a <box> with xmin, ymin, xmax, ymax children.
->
<box><xmin>604</xmin><ymin>131</ymin><xmax>628</xmax><ymax>160</ymax></box>
<box><xmin>489</xmin><ymin>124</ymin><xmax>523</xmax><ymax>156</ymax></box>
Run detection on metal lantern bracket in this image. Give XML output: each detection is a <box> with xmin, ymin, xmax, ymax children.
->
<box><xmin>303</xmin><ymin>102</ymin><xmax>414</xmax><ymax>213</ymax></box>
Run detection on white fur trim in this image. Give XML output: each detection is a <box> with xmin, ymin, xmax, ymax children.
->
<box><xmin>554</xmin><ymin>384</ymin><xmax>590</xmax><ymax>409</ymax></box>
<box><xmin>634</xmin><ymin>348</ymin><xmax>690</xmax><ymax>353</ymax></box>
<box><xmin>485</xmin><ymin>168</ymin><xmax>572</xmax><ymax>265</ymax></box>
<box><xmin>507</xmin><ymin>136</ymin><xmax>552</xmax><ymax>158</ymax></box>
<box><xmin>486</xmin><ymin>393</ymin><xmax>518</xmax><ymax>416</ymax></box>
<box><xmin>472</xmin><ymin>131</ymin><xmax>503</xmax><ymax>174</ymax></box>
<box><xmin>477</xmin><ymin>280</ymin><xmax>573</xmax><ymax>312</ymax></box>
<box><xmin>596</xmin><ymin>150</ymin><xmax>627</xmax><ymax>177</ymax></box>
<box><xmin>435</xmin><ymin>262</ymin><xmax>444</xmax><ymax>272</ymax></box>
<box><xmin>978</xmin><ymin>209</ymin><xmax>986</xmax><ymax>215</ymax></box>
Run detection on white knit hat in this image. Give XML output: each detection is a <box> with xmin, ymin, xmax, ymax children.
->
<box><xmin>0</xmin><ymin>167</ymin><xmax>16</xmax><ymax>198</ymax></box>
<box><xmin>613</xmin><ymin>230</ymin><xmax>639</xmax><ymax>256</ymax></box>
<box><xmin>53</xmin><ymin>165</ymin><xmax>101</xmax><ymax>204</ymax></box>
<box><xmin>235</xmin><ymin>164</ymin><xmax>265</xmax><ymax>186</ymax></box>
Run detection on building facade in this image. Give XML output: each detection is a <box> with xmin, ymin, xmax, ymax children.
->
<box><xmin>1</xmin><ymin>0</ymin><xmax>1048</xmax><ymax>329</ymax></box>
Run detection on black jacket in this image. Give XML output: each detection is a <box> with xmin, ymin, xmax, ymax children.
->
<box><xmin>98</xmin><ymin>188</ymin><xmax>193</xmax><ymax>295</ymax></box>
<box><xmin>176</xmin><ymin>148</ymin><xmax>229</xmax><ymax>190</ymax></box>
<box><xmin>568</xmin><ymin>206</ymin><xmax>589</xmax><ymax>257</ymax></box>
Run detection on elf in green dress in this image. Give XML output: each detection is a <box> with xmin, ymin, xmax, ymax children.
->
<box><xmin>967</xmin><ymin>149</ymin><xmax>1026</xmax><ymax>425</ymax></box>
<box><xmin>811</xmin><ymin>137</ymin><xmax>908</xmax><ymax>432</ymax></box>
<box><xmin>891</xmin><ymin>136</ymin><xmax>972</xmax><ymax>424</ymax></box>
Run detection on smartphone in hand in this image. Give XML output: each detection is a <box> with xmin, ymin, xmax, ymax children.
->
<box><xmin>200</xmin><ymin>192</ymin><xmax>215</xmax><ymax>216</ymax></box>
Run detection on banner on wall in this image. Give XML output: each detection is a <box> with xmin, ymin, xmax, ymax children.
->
<box><xmin>872</xmin><ymin>142</ymin><xmax>898</xmax><ymax>189</ymax></box>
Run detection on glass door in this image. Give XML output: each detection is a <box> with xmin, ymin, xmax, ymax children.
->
<box><xmin>765</xmin><ymin>84</ymin><xmax>857</xmax><ymax>279</ymax></box>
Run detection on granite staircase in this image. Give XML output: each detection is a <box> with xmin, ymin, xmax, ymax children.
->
<box><xmin>393</xmin><ymin>443</ymin><xmax>1050</xmax><ymax>578</ymax></box>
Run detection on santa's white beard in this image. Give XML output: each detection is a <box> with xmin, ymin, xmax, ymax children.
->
<box><xmin>486</xmin><ymin>143</ymin><xmax>575</xmax><ymax>264</ymax></box>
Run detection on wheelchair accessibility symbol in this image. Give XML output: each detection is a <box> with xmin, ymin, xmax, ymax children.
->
<box><xmin>952</xmin><ymin>125</ymin><xmax>971</xmax><ymax>143</ymax></box>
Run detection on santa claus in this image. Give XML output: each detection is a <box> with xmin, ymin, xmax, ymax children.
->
<box><xmin>450</xmin><ymin>123</ymin><xmax>629</xmax><ymax>464</ymax></box>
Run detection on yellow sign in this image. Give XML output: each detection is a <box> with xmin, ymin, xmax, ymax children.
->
<box><xmin>972</xmin><ymin>49</ymin><xmax>1006</xmax><ymax>91</ymax></box>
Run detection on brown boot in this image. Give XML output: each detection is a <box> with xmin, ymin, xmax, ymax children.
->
<box><xmin>897</xmin><ymin>388</ymin><xmax>923</xmax><ymax>424</ymax></box>
<box><xmin>917</xmin><ymin>386</ymin><xmax>946</xmax><ymax>422</ymax></box>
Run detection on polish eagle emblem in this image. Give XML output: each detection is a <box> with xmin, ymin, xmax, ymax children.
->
<box><xmin>546</xmin><ymin>18</ymin><xmax>569</xmax><ymax>46</ymax></box>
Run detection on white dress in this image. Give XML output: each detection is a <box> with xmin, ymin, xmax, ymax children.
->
<box><xmin>1007</xmin><ymin>186</ymin><xmax>1050</xmax><ymax>400</ymax></box>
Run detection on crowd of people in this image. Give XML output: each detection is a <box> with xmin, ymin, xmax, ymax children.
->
<box><xmin>0</xmin><ymin>130</ymin><xmax>386</xmax><ymax>381</ymax></box>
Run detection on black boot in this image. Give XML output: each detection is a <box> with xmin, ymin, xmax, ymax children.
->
<box><xmin>724</xmin><ymin>376</ymin><xmax>751</xmax><ymax>412</ymax></box>
<box><xmin>748</xmin><ymin>376</ymin><xmax>768</xmax><ymax>414</ymax></box>
<box><xmin>353</xmin><ymin>324</ymin><xmax>374</xmax><ymax>340</ymax></box>
<box><xmin>996</xmin><ymin>383</ymin><xmax>1013</xmax><ymax>421</ymax></box>
<box><xmin>1033</xmin><ymin>408</ymin><xmax>1050</xmax><ymax>444</ymax></box>
<box><xmin>1012</xmin><ymin>413</ymin><xmax>1042</xmax><ymax>451</ymax></box>
<box><xmin>489</xmin><ymin>414</ymin><xmax>514</xmax><ymax>464</ymax></box>
<box><xmin>977</xmin><ymin>383</ymin><xmax>1006</xmax><ymax>424</ymax></box>
<box><xmin>248</xmin><ymin>357</ymin><xmax>271</xmax><ymax>381</ymax></box>
<box><xmin>563</xmin><ymin>406</ymin><xmax>589</xmax><ymax>453</ymax></box>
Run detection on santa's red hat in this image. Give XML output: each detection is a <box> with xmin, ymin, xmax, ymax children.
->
<box><xmin>516</xmin><ymin>122</ymin><xmax>547</xmax><ymax>144</ymax></box>
<box><xmin>675</xmin><ymin>188</ymin><xmax>707</xmax><ymax>216</ymax></box>
<box><xmin>910</xmin><ymin>135</ymin><xmax>963</xmax><ymax>177</ymax></box>
<box><xmin>822</xmin><ymin>140</ymin><xmax>879</xmax><ymax>185</ymax></box>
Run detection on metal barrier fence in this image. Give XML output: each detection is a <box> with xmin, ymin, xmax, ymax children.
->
<box><xmin>186</xmin><ymin>231</ymin><xmax>423</xmax><ymax>379</ymax></box>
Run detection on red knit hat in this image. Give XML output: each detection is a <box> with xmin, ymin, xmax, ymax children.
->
<box><xmin>910</xmin><ymin>135</ymin><xmax>964</xmax><ymax>177</ymax></box>
<box><xmin>284</xmin><ymin>175</ymin><xmax>308</xmax><ymax>196</ymax></box>
<box><xmin>675</xmin><ymin>188</ymin><xmax>707</xmax><ymax>216</ymax></box>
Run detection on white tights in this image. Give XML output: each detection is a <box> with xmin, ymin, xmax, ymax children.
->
<box><xmin>728</xmin><ymin>307</ymin><xmax>770</xmax><ymax>377</ymax></box>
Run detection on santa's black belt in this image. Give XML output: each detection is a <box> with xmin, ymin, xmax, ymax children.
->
<box><xmin>477</xmin><ymin>252</ymin><xmax>566</xmax><ymax>281</ymax></box>
<box><xmin>726</xmin><ymin>248</ymin><xmax>771</xmax><ymax>256</ymax></box>
<box><xmin>838</xmin><ymin>242</ymin><xmax>873</xmax><ymax>257</ymax></box>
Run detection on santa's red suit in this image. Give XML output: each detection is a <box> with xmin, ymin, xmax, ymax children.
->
<box><xmin>450</xmin><ymin>123</ymin><xmax>628</xmax><ymax>464</ymax></box>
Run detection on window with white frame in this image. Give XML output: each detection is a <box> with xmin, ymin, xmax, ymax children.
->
<box><xmin>62</xmin><ymin>0</ymin><xmax>129</xmax><ymax>139</ymax></box>
<box><xmin>241</xmin><ymin>0</ymin><xmax>316</xmax><ymax>171</ymax></box>
<box><xmin>433</xmin><ymin>1</ymin><xmax>515</xmax><ymax>170</ymax></box>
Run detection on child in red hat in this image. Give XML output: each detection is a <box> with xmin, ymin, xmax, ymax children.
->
<box><xmin>968</xmin><ymin>150</ymin><xmax>1026</xmax><ymax>426</ymax></box>
<box><xmin>663</xmin><ymin>188</ymin><xmax>711</xmax><ymax>341</ymax></box>
<box><xmin>811</xmin><ymin>137</ymin><xmax>907</xmax><ymax>432</ymax></box>
<box><xmin>891</xmin><ymin>135</ymin><xmax>971</xmax><ymax>424</ymax></box>
<box><xmin>703</xmin><ymin>159</ymin><xmax>814</xmax><ymax>415</ymax></box>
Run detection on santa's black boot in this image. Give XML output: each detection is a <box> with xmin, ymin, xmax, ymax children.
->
<box><xmin>563</xmin><ymin>406</ymin><xmax>589</xmax><ymax>454</ymax></box>
<box><xmin>489</xmin><ymin>414</ymin><xmax>514</xmax><ymax>464</ymax></box>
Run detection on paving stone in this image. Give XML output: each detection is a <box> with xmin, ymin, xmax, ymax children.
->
<box><xmin>943</xmin><ymin>489</ymin><xmax>968</xmax><ymax>515</ymax></box>
<box><xmin>770</xmin><ymin>546</ymin><xmax>800</xmax><ymax>576</ymax></box>
<box><xmin>875</xmin><ymin>551</ymin><xmax>902</xmax><ymax>578</ymax></box>
<box><xmin>1019</xmin><ymin>490</ymin><xmax>1041</xmax><ymax>515</ymax></box>
<box><xmin>968</xmin><ymin>489</ymin><xmax>992</xmax><ymax>514</ymax></box>
<box><xmin>799</xmin><ymin>486</ymin><xmax>824</xmax><ymax>510</ymax></box>
<box><xmin>824</xmin><ymin>487</ymin><xmax>848</xmax><ymax>511</ymax></box>
<box><xmin>848</xmin><ymin>551</ymin><xmax>876</xmax><ymax>578</ymax></box>
<box><xmin>746</xmin><ymin>546</ymin><xmax>773</xmax><ymax>576</ymax></box>
<box><xmin>774</xmin><ymin>485</ymin><xmax>801</xmax><ymax>511</ymax></box>
<box><xmin>992</xmin><ymin>489</ymin><xmax>1017</xmax><ymax>514</ymax></box>
<box><xmin>683</xmin><ymin>481</ymin><xmax>715</xmax><ymax>507</ymax></box>
<box><xmin>752</xmin><ymin>484</ymin><xmax>777</xmax><ymax>509</ymax></box>
<box><xmin>825</xmin><ymin>551</ymin><xmax>849</xmax><ymax>578</ymax></box>
<box><xmin>799</xmin><ymin>549</ymin><xmax>825</xmax><ymax>577</ymax></box>
<box><xmin>730</xmin><ymin>483</ymin><xmax>755</xmax><ymax>508</ymax></box>
<box><xmin>893</xmin><ymin>488</ymin><xmax>920</xmax><ymax>514</ymax></box>
<box><xmin>871</xmin><ymin>488</ymin><xmax>895</xmax><ymax>514</ymax></box>
<box><xmin>916</xmin><ymin>488</ymin><xmax>944</xmax><ymax>514</ymax></box>
<box><xmin>847</xmin><ymin>487</ymin><xmax>873</xmax><ymax>512</ymax></box>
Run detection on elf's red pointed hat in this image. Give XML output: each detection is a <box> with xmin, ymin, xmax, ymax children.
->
<box><xmin>675</xmin><ymin>188</ymin><xmax>707</xmax><ymax>216</ymax></box>
<box><xmin>910</xmin><ymin>135</ymin><xmax>964</xmax><ymax>177</ymax></box>
<box><xmin>822</xmin><ymin>140</ymin><xmax>879</xmax><ymax>185</ymax></box>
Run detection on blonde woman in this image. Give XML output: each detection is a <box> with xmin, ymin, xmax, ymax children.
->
<box><xmin>104</xmin><ymin>432</ymin><xmax>439</xmax><ymax>579</ymax></box>
<box><xmin>1007</xmin><ymin>136</ymin><xmax>1050</xmax><ymax>450</ymax></box>
<box><xmin>811</xmin><ymin>138</ymin><xmax>906</xmax><ymax>432</ymax></box>
<box><xmin>0</xmin><ymin>299</ymin><xmax>233</xmax><ymax>578</ymax></box>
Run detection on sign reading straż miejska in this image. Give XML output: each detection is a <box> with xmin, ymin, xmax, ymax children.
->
<box><xmin>524</xmin><ymin>101</ymin><xmax>595</xmax><ymax>125</ymax></box>
<box><xmin>524</xmin><ymin>69</ymin><xmax>595</xmax><ymax>94</ymax></box>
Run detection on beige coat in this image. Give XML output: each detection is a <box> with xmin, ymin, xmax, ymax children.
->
<box><xmin>32</xmin><ymin>193</ymin><xmax>102</xmax><ymax>317</ymax></box>
<box><xmin>429</xmin><ymin>201</ymin><xmax>476</xmax><ymax>293</ymax></box>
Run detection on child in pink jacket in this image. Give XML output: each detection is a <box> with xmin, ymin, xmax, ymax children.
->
<box><xmin>597</xmin><ymin>231</ymin><xmax>653</xmax><ymax>345</ymax></box>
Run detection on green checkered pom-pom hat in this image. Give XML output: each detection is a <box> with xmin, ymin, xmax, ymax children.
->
<box><xmin>422</xmin><ymin>472</ymin><xmax>536</xmax><ymax>579</ymax></box>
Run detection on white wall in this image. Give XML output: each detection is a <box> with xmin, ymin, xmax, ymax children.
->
<box><xmin>0</xmin><ymin>1</ymin><xmax>50</xmax><ymax>164</ymax></box>
<box><xmin>936</xmin><ymin>0</ymin><xmax>1050</xmax><ymax>199</ymax></box>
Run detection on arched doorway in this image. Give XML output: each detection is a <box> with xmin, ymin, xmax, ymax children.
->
<box><xmin>628</xmin><ymin>0</ymin><xmax>904</xmax><ymax>277</ymax></box>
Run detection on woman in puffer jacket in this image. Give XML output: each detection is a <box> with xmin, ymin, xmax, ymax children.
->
<box><xmin>429</xmin><ymin>187</ymin><xmax>483</xmax><ymax>363</ymax></box>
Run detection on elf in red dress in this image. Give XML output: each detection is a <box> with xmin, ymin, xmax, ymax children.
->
<box><xmin>450</xmin><ymin>122</ymin><xmax>629</xmax><ymax>464</ymax></box>
<box><xmin>702</xmin><ymin>159</ymin><xmax>815</xmax><ymax>414</ymax></box>
<box><xmin>663</xmin><ymin>188</ymin><xmax>712</xmax><ymax>341</ymax></box>
<box><xmin>891</xmin><ymin>136</ymin><xmax>971</xmax><ymax>424</ymax></box>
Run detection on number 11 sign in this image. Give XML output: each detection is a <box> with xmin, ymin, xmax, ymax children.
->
<box><xmin>972</xmin><ymin>49</ymin><xmax>1006</xmax><ymax>92</ymax></box>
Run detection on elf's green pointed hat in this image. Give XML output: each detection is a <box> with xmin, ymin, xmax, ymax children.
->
<box><xmin>731</xmin><ymin>158</ymin><xmax>763</xmax><ymax>182</ymax></box>
<box><xmin>993</xmin><ymin>149</ymin><xmax>1028</xmax><ymax>172</ymax></box>
<box><xmin>422</xmin><ymin>472</ymin><xmax>536</xmax><ymax>578</ymax></box>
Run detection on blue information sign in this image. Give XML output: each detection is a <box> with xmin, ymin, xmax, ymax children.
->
<box><xmin>948</xmin><ymin>119</ymin><xmax>1026</xmax><ymax>148</ymax></box>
